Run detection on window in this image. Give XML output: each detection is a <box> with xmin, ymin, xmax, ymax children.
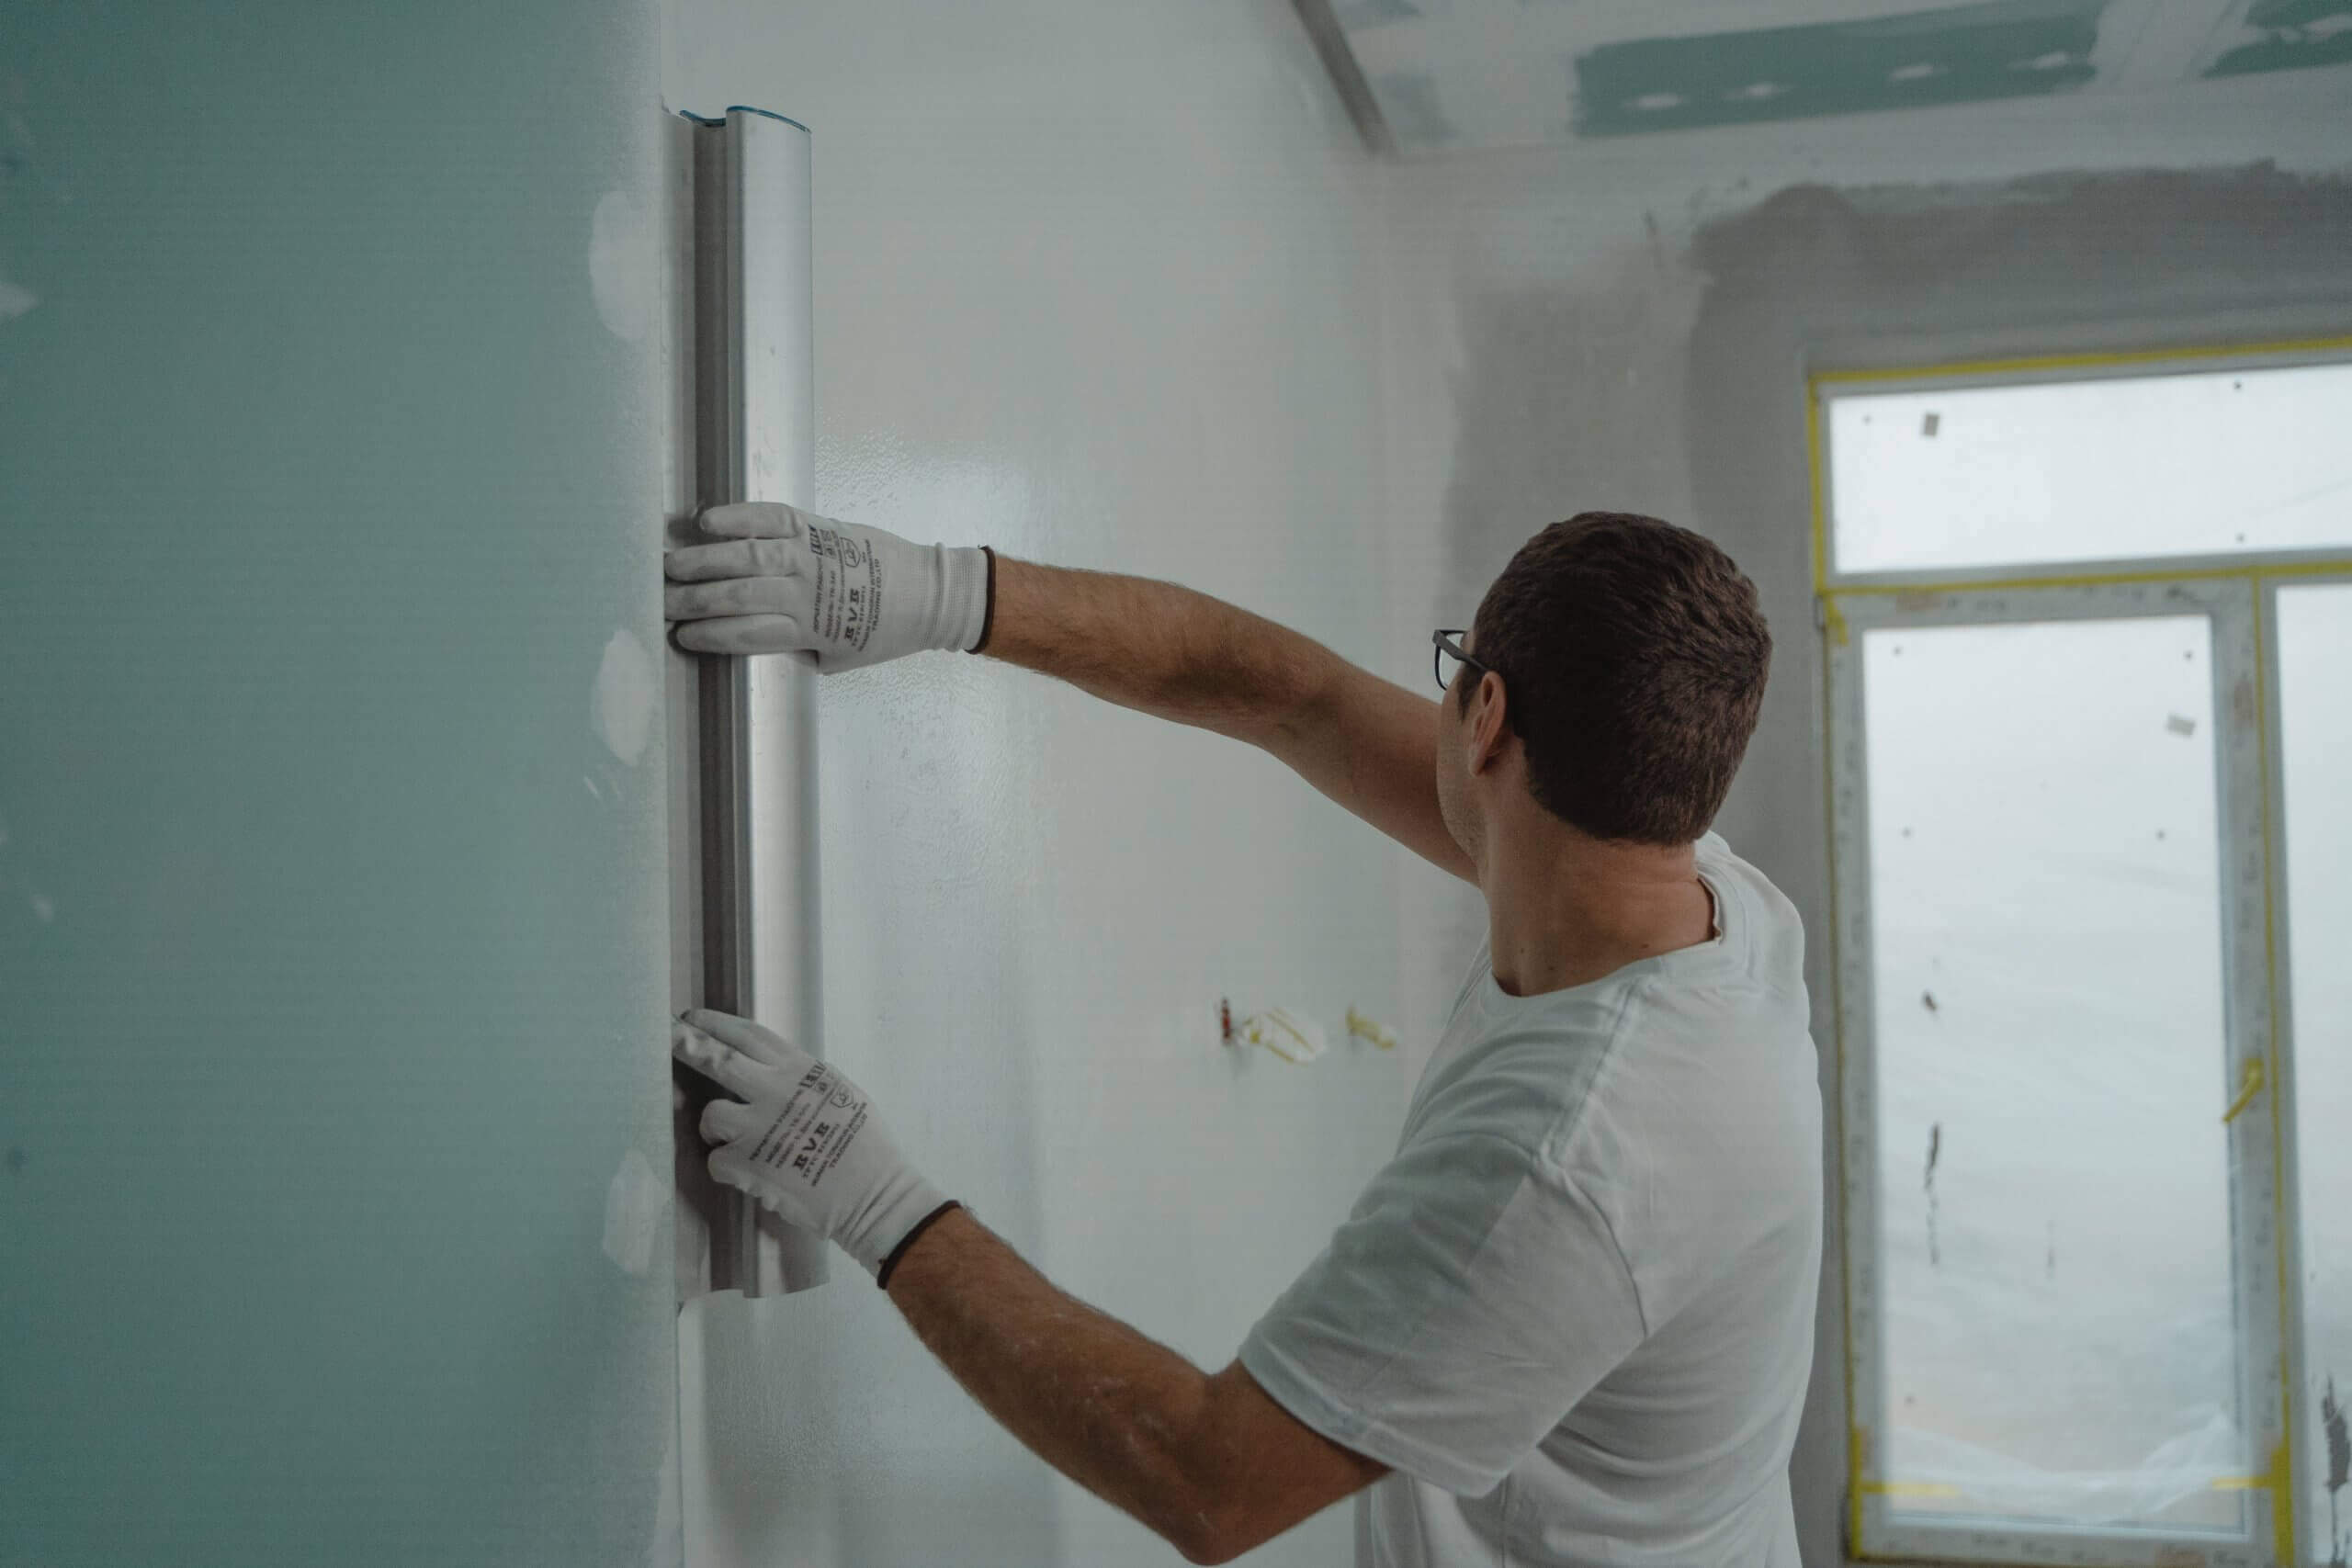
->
<box><xmin>1816</xmin><ymin>344</ymin><xmax>2352</xmax><ymax>1566</ymax></box>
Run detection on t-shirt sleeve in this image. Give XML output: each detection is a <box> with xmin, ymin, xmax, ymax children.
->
<box><xmin>1238</xmin><ymin>1126</ymin><xmax>1649</xmax><ymax>1498</ymax></box>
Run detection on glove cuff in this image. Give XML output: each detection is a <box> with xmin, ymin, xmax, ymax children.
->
<box><xmin>937</xmin><ymin>545</ymin><xmax>991</xmax><ymax>654</ymax></box>
<box><xmin>840</xmin><ymin>1162</ymin><xmax>953</xmax><ymax>1280</ymax></box>
<box><xmin>875</xmin><ymin>1199</ymin><xmax>964</xmax><ymax>1291</ymax></box>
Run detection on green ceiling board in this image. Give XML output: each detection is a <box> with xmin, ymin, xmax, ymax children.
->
<box><xmin>1573</xmin><ymin>0</ymin><xmax>2107</xmax><ymax>138</ymax></box>
<box><xmin>2245</xmin><ymin>0</ymin><xmax>2346</xmax><ymax>28</ymax></box>
<box><xmin>2205</xmin><ymin>0</ymin><xmax>2352</xmax><ymax>76</ymax></box>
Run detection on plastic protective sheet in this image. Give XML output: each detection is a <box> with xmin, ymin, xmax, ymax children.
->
<box><xmin>1860</xmin><ymin>614</ymin><xmax>2251</xmax><ymax>1532</ymax></box>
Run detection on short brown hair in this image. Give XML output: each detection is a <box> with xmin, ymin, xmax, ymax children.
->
<box><xmin>1464</xmin><ymin>512</ymin><xmax>1770</xmax><ymax>844</ymax></box>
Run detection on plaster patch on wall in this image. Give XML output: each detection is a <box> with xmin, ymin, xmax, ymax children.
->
<box><xmin>1233</xmin><ymin>1007</ymin><xmax>1329</xmax><ymax>1064</ymax></box>
<box><xmin>1371</xmin><ymin>70</ymin><xmax>1459</xmax><ymax>148</ymax></box>
<box><xmin>602</xmin><ymin>1146</ymin><xmax>667</xmax><ymax>1276</ymax></box>
<box><xmin>593</xmin><ymin>628</ymin><xmax>656</xmax><ymax>765</ymax></box>
<box><xmin>589</xmin><ymin>188</ymin><xmax>654</xmax><ymax>344</ymax></box>
<box><xmin>28</xmin><ymin>891</ymin><xmax>53</xmax><ymax>923</ymax></box>
<box><xmin>0</xmin><ymin>273</ymin><xmax>35</xmax><ymax>324</ymax></box>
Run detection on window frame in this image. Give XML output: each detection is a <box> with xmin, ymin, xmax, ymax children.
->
<box><xmin>1809</xmin><ymin>339</ymin><xmax>2352</xmax><ymax>593</ymax></box>
<box><xmin>1813</xmin><ymin>340</ymin><xmax>2352</xmax><ymax>1566</ymax></box>
<box><xmin>2259</xmin><ymin>570</ymin><xmax>2352</xmax><ymax>1568</ymax></box>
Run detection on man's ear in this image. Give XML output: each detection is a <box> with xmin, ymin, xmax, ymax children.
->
<box><xmin>1467</xmin><ymin>671</ymin><xmax>1510</xmax><ymax>774</ymax></box>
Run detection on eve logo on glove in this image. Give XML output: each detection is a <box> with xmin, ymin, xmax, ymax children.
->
<box><xmin>747</xmin><ymin>1064</ymin><xmax>872</xmax><ymax>1190</ymax></box>
<box><xmin>806</xmin><ymin>525</ymin><xmax>886</xmax><ymax>657</ymax></box>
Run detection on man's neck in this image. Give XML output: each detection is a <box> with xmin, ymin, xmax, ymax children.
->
<box><xmin>1482</xmin><ymin>827</ymin><xmax>1713</xmax><ymax>998</ymax></box>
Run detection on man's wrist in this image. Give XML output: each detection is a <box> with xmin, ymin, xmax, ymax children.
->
<box><xmin>968</xmin><ymin>547</ymin><xmax>998</xmax><ymax>655</ymax></box>
<box><xmin>876</xmin><ymin>1199</ymin><xmax>965</xmax><ymax>1291</ymax></box>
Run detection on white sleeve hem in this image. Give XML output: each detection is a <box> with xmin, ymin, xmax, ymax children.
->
<box><xmin>1238</xmin><ymin>1333</ymin><xmax>1510</xmax><ymax>1500</ymax></box>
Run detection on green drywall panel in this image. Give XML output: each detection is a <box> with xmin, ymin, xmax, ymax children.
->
<box><xmin>0</xmin><ymin>3</ymin><xmax>676</xmax><ymax>1563</ymax></box>
<box><xmin>1573</xmin><ymin>0</ymin><xmax>2106</xmax><ymax>138</ymax></box>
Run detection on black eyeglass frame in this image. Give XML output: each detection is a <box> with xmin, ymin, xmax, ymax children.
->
<box><xmin>1431</xmin><ymin>628</ymin><xmax>1493</xmax><ymax>694</ymax></box>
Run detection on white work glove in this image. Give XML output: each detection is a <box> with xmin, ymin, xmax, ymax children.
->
<box><xmin>663</xmin><ymin>502</ymin><xmax>994</xmax><ymax>670</ymax></box>
<box><xmin>672</xmin><ymin>1008</ymin><xmax>958</xmax><ymax>1284</ymax></box>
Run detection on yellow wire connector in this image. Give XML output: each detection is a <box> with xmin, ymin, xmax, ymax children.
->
<box><xmin>1344</xmin><ymin>1007</ymin><xmax>1399</xmax><ymax>1051</ymax></box>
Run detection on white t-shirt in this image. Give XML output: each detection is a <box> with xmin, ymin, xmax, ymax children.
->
<box><xmin>1239</xmin><ymin>833</ymin><xmax>1823</xmax><ymax>1568</ymax></box>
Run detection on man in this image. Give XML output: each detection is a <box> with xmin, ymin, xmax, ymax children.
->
<box><xmin>663</xmin><ymin>504</ymin><xmax>1821</xmax><ymax>1567</ymax></box>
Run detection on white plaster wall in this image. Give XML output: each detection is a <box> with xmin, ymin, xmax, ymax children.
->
<box><xmin>664</xmin><ymin>4</ymin><xmax>1466</xmax><ymax>1565</ymax></box>
<box><xmin>663</xmin><ymin>3</ymin><xmax>2352</xmax><ymax>1564</ymax></box>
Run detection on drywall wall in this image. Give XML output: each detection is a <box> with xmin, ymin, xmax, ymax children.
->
<box><xmin>662</xmin><ymin>3</ymin><xmax>2352</xmax><ymax>1563</ymax></box>
<box><xmin>0</xmin><ymin>3</ymin><xmax>680</xmax><ymax>1563</ymax></box>
<box><xmin>662</xmin><ymin>3</ymin><xmax>1453</xmax><ymax>1565</ymax></box>
<box><xmin>1368</xmin><ymin>78</ymin><xmax>2352</xmax><ymax>1565</ymax></box>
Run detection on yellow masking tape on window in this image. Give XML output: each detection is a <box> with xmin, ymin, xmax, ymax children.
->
<box><xmin>1858</xmin><ymin>1480</ymin><xmax>1961</xmax><ymax>1499</ymax></box>
<box><xmin>2267</xmin><ymin>1436</ymin><xmax>2295</xmax><ymax>1562</ymax></box>
<box><xmin>1808</xmin><ymin>335</ymin><xmax>2352</xmax><ymax>390</ymax></box>
<box><xmin>2221</xmin><ymin>1055</ymin><xmax>2267</xmax><ymax>1125</ymax></box>
<box><xmin>1826</xmin><ymin>561</ymin><xmax>2352</xmax><ymax>596</ymax></box>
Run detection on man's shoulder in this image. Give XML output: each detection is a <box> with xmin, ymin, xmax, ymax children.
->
<box><xmin>1696</xmin><ymin>830</ymin><xmax>1808</xmax><ymax>985</ymax></box>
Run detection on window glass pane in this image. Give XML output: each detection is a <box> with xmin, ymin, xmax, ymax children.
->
<box><xmin>2278</xmin><ymin>582</ymin><xmax>2352</xmax><ymax>1567</ymax></box>
<box><xmin>1863</xmin><ymin>613</ymin><xmax>2247</xmax><ymax>1530</ymax></box>
<box><xmin>1827</xmin><ymin>359</ymin><xmax>2352</xmax><ymax>575</ymax></box>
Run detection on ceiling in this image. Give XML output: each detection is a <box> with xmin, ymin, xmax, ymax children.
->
<box><xmin>1291</xmin><ymin>0</ymin><xmax>2352</xmax><ymax>157</ymax></box>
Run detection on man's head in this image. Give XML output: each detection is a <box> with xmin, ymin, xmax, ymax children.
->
<box><xmin>1435</xmin><ymin>512</ymin><xmax>1770</xmax><ymax>858</ymax></box>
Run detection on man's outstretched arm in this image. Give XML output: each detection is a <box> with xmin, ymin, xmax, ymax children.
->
<box><xmin>672</xmin><ymin>1008</ymin><xmax>1387</xmax><ymax>1566</ymax></box>
<box><xmin>884</xmin><ymin>1204</ymin><xmax>1388</xmax><ymax>1566</ymax></box>
<box><xmin>663</xmin><ymin>503</ymin><xmax>1473</xmax><ymax>882</ymax></box>
<box><xmin>983</xmin><ymin>553</ymin><xmax>1475</xmax><ymax>882</ymax></box>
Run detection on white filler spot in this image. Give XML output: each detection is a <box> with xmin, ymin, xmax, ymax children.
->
<box><xmin>1236</xmin><ymin>1007</ymin><xmax>1329</xmax><ymax>1065</ymax></box>
<box><xmin>646</xmin><ymin>1417</ymin><xmax>683</xmax><ymax>1568</ymax></box>
<box><xmin>589</xmin><ymin>189</ymin><xmax>652</xmax><ymax>344</ymax></box>
<box><xmin>593</xmin><ymin>629</ymin><xmax>655</xmax><ymax>765</ymax></box>
<box><xmin>29</xmin><ymin>892</ymin><xmax>54</xmax><ymax>923</ymax></box>
<box><xmin>602</xmin><ymin>1147</ymin><xmax>667</xmax><ymax>1276</ymax></box>
<box><xmin>0</xmin><ymin>274</ymin><xmax>35</xmax><ymax>324</ymax></box>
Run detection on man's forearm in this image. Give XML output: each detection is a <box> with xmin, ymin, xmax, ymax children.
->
<box><xmin>979</xmin><ymin>554</ymin><xmax>1338</xmax><ymax>746</ymax></box>
<box><xmin>884</xmin><ymin>1205</ymin><xmax>1227</xmax><ymax>1561</ymax></box>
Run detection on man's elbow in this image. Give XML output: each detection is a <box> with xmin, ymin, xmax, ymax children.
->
<box><xmin>1169</xmin><ymin>1510</ymin><xmax>1247</xmax><ymax>1567</ymax></box>
<box><xmin>1155</xmin><ymin>1490</ymin><xmax>1260</xmax><ymax>1567</ymax></box>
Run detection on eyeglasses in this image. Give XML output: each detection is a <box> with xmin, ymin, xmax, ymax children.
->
<box><xmin>1431</xmin><ymin>628</ymin><xmax>1492</xmax><ymax>694</ymax></box>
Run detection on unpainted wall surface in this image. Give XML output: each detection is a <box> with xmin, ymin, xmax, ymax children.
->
<box><xmin>0</xmin><ymin>3</ymin><xmax>679</xmax><ymax>1563</ymax></box>
<box><xmin>662</xmin><ymin>3</ymin><xmax>1455</xmax><ymax>1565</ymax></box>
<box><xmin>661</xmin><ymin>3</ymin><xmax>2352</xmax><ymax>1562</ymax></box>
<box><xmin>1375</xmin><ymin>116</ymin><xmax>2352</xmax><ymax>1560</ymax></box>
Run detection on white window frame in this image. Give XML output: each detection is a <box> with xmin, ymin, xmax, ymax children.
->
<box><xmin>1814</xmin><ymin>341</ymin><xmax>2352</xmax><ymax>1566</ymax></box>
